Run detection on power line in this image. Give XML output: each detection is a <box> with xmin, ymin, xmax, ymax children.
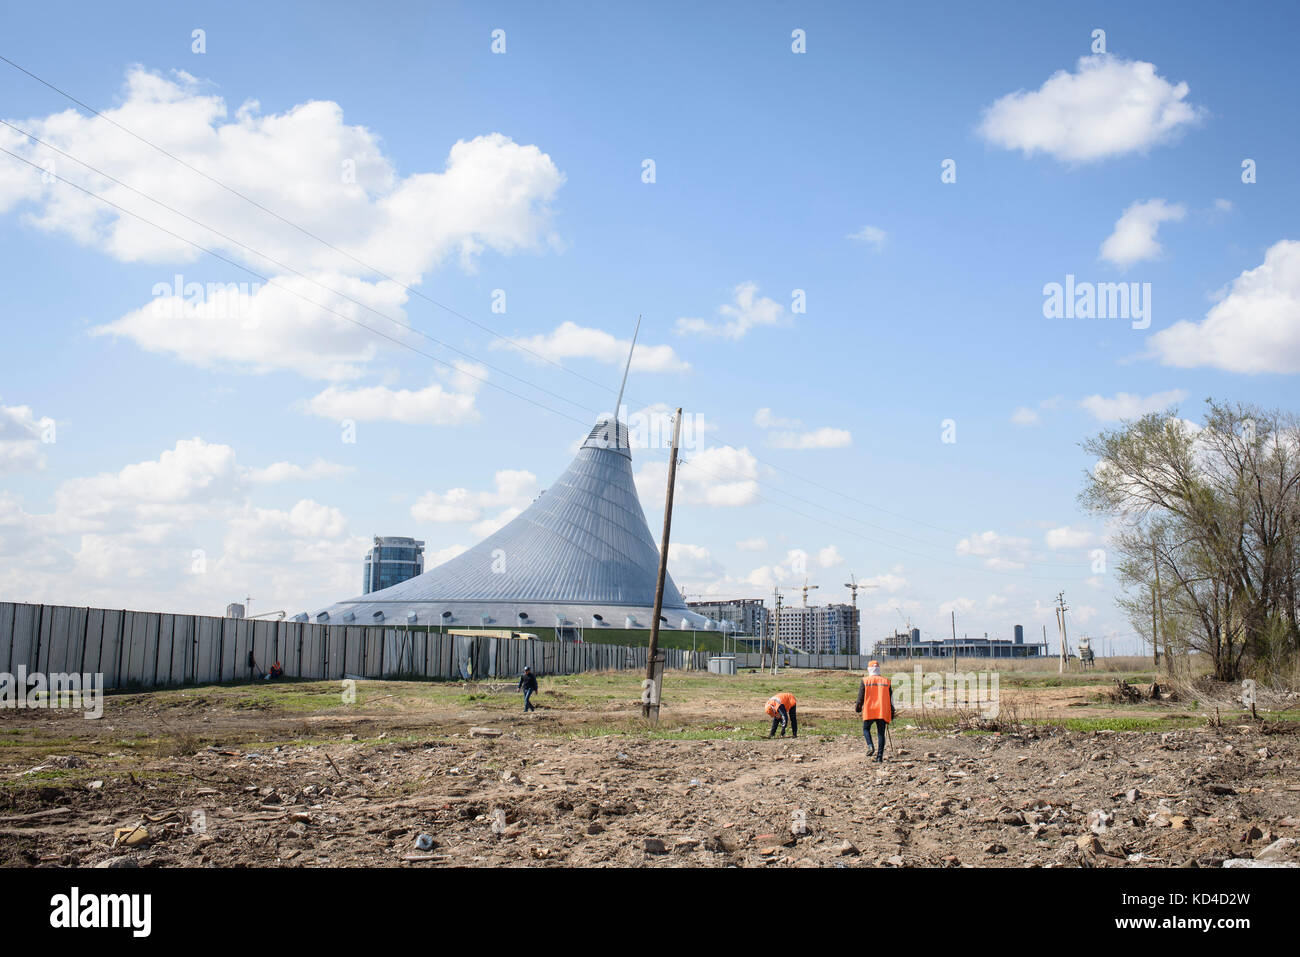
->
<box><xmin>0</xmin><ymin>53</ymin><xmax>619</xmax><ymax>396</ymax></box>
<box><xmin>0</xmin><ymin>53</ymin><xmax>1098</xmax><ymax>573</ymax></box>
<box><xmin>0</xmin><ymin>146</ymin><xmax>592</xmax><ymax>429</ymax></box>
<box><xmin>0</xmin><ymin>118</ymin><xmax>602</xmax><ymax>419</ymax></box>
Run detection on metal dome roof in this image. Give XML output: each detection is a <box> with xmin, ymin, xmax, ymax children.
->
<box><xmin>313</xmin><ymin>416</ymin><xmax>709</xmax><ymax>630</ymax></box>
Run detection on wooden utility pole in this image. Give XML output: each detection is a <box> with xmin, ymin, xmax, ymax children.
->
<box><xmin>641</xmin><ymin>408</ymin><xmax>682</xmax><ymax>724</ymax></box>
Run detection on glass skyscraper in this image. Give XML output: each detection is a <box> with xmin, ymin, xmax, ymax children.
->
<box><xmin>362</xmin><ymin>537</ymin><xmax>425</xmax><ymax>594</ymax></box>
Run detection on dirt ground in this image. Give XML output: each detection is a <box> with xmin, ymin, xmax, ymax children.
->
<box><xmin>2</xmin><ymin>669</ymin><xmax>1298</xmax><ymax>868</ymax></box>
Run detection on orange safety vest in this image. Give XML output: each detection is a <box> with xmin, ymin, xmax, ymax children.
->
<box><xmin>765</xmin><ymin>692</ymin><xmax>796</xmax><ymax>716</ymax></box>
<box><xmin>861</xmin><ymin>675</ymin><xmax>892</xmax><ymax>722</ymax></box>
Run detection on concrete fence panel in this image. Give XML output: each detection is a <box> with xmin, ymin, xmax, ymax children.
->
<box><xmin>10</xmin><ymin>603</ymin><xmax>39</xmax><ymax>674</ymax></box>
<box><xmin>0</xmin><ymin>602</ymin><xmax>14</xmax><ymax>674</ymax></box>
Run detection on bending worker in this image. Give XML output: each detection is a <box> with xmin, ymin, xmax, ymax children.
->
<box><xmin>855</xmin><ymin>660</ymin><xmax>893</xmax><ymax>762</ymax></box>
<box><xmin>765</xmin><ymin>692</ymin><xmax>798</xmax><ymax>738</ymax></box>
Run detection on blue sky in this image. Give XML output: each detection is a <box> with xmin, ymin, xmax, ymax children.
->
<box><xmin>2</xmin><ymin>1</ymin><xmax>1297</xmax><ymax>652</ymax></box>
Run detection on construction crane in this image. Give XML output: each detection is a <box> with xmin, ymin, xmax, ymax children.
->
<box><xmin>842</xmin><ymin>574</ymin><xmax>877</xmax><ymax>656</ymax></box>
<box><xmin>801</xmin><ymin>578</ymin><xmax>819</xmax><ymax>607</ymax></box>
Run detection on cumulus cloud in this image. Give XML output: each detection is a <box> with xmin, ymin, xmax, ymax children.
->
<box><xmin>675</xmin><ymin>282</ymin><xmax>787</xmax><ymax>340</ymax></box>
<box><xmin>955</xmin><ymin>530</ymin><xmax>1031</xmax><ymax>571</ymax></box>
<box><xmin>1149</xmin><ymin>239</ymin><xmax>1300</xmax><ymax>374</ymax></box>
<box><xmin>818</xmin><ymin>545</ymin><xmax>844</xmax><ymax>568</ymax></box>
<box><xmin>1010</xmin><ymin>406</ymin><xmax>1039</xmax><ymax>426</ymax></box>
<box><xmin>2</xmin><ymin>67</ymin><xmax>565</xmax><ymax>378</ymax></box>
<box><xmin>410</xmin><ymin>469</ymin><xmax>539</xmax><ymax>528</ymax></box>
<box><xmin>0</xmin><ymin>438</ymin><xmax>369</xmax><ymax>613</ymax></box>
<box><xmin>637</xmin><ymin>445</ymin><xmax>759</xmax><ymax>508</ymax></box>
<box><xmin>862</xmin><ymin>572</ymin><xmax>908</xmax><ymax>593</ymax></box>
<box><xmin>978</xmin><ymin>55</ymin><xmax>1202</xmax><ymax>164</ymax></box>
<box><xmin>493</xmin><ymin>321</ymin><xmax>687</xmax><ymax>373</ymax></box>
<box><xmin>301</xmin><ymin>361</ymin><xmax>487</xmax><ymax>426</ymax></box>
<box><xmin>754</xmin><ymin>407</ymin><xmax>852</xmax><ymax>450</ymax></box>
<box><xmin>244</xmin><ymin>459</ymin><xmax>351</xmax><ymax>483</ymax></box>
<box><xmin>0</xmin><ymin>404</ymin><xmax>55</xmax><ymax>473</ymax></box>
<box><xmin>1099</xmin><ymin>199</ymin><xmax>1186</xmax><ymax>268</ymax></box>
<box><xmin>768</xmin><ymin>426</ymin><xmax>852</xmax><ymax>450</ymax></box>
<box><xmin>736</xmin><ymin>537</ymin><xmax>768</xmax><ymax>551</ymax></box>
<box><xmin>1079</xmin><ymin>389</ymin><xmax>1187</xmax><ymax>422</ymax></box>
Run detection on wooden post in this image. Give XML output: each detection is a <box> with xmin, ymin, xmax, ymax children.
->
<box><xmin>1152</xmin><ymin>538</ymin><xmax>1169</xmax><ymax>675</ymax></box>
<box><xmin>642</xmin><ymin>408</ymin><xmax>682</xmax><ymax>723</ymax></box>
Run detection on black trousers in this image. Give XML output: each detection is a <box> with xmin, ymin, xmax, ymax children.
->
<box><xmin>863</xmin><ymin>719</ymin><xmax>887</xmax><ymax>756</ymax></box>
<box><xmin>769</xmin><ymin>706</ymin><xmax>798</xmax><ymax>737</ymax></box>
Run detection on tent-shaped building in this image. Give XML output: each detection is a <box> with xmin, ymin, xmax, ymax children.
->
<box><xmin>311</xmin><ymin>416</ymin><xmax>710</xmax><ymax>634</ymax></box>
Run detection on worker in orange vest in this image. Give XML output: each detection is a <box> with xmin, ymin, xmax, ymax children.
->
<box><xmin>855</xmin><ymin>661</ymin><xmax>893</xmax><ymax>762</ymax></box>
<box><xmin>765</xmin><ymin>692</ymin><xmax>798</xmax><ymax>738</ymax></box>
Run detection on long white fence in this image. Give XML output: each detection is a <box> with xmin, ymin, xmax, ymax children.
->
<box><xmin>0</xmin><ymin>602</ymin><xmax>710</xmax><ymax>689</ymax></box>
<box><xmin>729</xmin><ymin>652</ymin><xmax>871</xmax><ymax>671</ymax></box>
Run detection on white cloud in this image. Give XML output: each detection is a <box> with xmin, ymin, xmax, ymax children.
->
<box><xmin>2</xmin><ymin>68</ymin><xmax>563</xmax><ymax>276</ymax></box>
<box><xmin>754</xmin><ymin>408</ymin><xmax>800</xmax><ymax>430</ymax></box>
<box><xmin>862</xmin><ymin>572</ymin><xmax>908</xmax><ymax>593</ymax></box>
<box><xmin>1045</xmin><ymin>525</ymin><xmax>1097</xmax><ymax>549</ymax></box>
<box><xmin>736</xmin><ymin>537</ymin><xmax>768</xmax><ymax>551</ymax></box>
<box><xmin>668</xmin><ymin>543</ymin><xmax>725</xmax><ymax>584</ymax></box>
<box><xmin>637</xmin><ymin>445</ymin><xmax>759</xmax><ymax>508</ymax></box>
<box><xmin>1011</xmin><ymin>406</ymin><xmax>1039</xmax><ymax>426</ymax></box>
<box><xmin>768</xmin><ymin>426</ymin><xmax>852</xmax><ymax>450</ymax></box>
<box><xmin>818</xmin><ymin>545</ymin><xmax>844</xmax><ymax>568</ymax></box>
<box><xmin>1099</xmin><ymin>199</ymin><xmax>1186</xmax><ymax>268</ymax></box>
<box><xmin>1079</xmin><ymin>389</ymin><xmax>1187</xmax><ymax>422</ymax></box>
<box><xmin>411</xmin><ymin>469</ymin><xmax>539</xmax><ymax>526</ymax></box>
<box><xmin>91</xmin><ymin>273</ymin><xmax>411</xmax><ymax>381</ymax></box>
<box><xmin>0</xmin><ymin>404</ymin><xmax>55</xmax><ymax>473</ymax></box>
<box><xmin>0</xmin><ymin>438</ymin><xmax>368</xmax><ymax>613</ymax></box>
<box><xmin>1149</xmin><ymin>239</ymin><xmax>1300</xmax><ymax>374</ymax></box>
<box><xmin>939</xmin><ymin>597</ymin><xmax>977</xmax><ymax>616</ymax></box>
<box><xmin>847</xmin><ymin>225</ymin><xmax>887</xmax><ymax>250</ymax></box>
<box><xmin>978</xmin><ymin>55</ymin><xmax>1202</xmax><ymax>164</ymax></box>
<box><xmin>302</xmin><ymin>365</ymin><xmax>484</xmax><ymax>426</ymax></box>
<box><xmin>755</xmin><ymin>407</ymin><xmax>851</xmax><ymax>450</ymax></box>
<box><xmin>955</xmin><ymin>530</ymin><xmax>1030</xmax><ymax>571</ymax></box>
<box><xmin>675</xmin><ymin>282</ymin><xmax>786</xmax><ymax>340</ymax></box>
<box><xmin>244</xmin><ymin>459</ymin><xmax>350</xmax><ymax>483</ymax></box>
<box><xmin>493</xmin><ymin>321</ymin><xmax>688</xmax><ymax>373</ymax></box>
<box><xmin>3</xmin><ymin>67</ymin><xmax>564</xmax><ymax>377</ymax></box>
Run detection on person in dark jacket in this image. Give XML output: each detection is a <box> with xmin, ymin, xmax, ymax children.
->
<box><xmin>518</xmin><ymin>666</ymin><xmax>539</xmax><ymax>712</ymax></box>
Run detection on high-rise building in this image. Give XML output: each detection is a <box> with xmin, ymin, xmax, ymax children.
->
<box><xmin>774</xmin><ymin>602</ymin><xmax>860</xmax><ymax>654</ymax></box>
<box><xmin>687</xmin><ymin>598</ymin><xmax>768</xmax><ymax>636</ymax></box>
<box><xmin>362</xmin><ymin>537</ymin><xmax>425</xmax><ymax>595</ymax></box>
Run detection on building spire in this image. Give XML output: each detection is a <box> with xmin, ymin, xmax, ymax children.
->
<box><xmin>612</xmin><ymin>315</ymin><xmax>640</xmax><ymax>446</ymax></box>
